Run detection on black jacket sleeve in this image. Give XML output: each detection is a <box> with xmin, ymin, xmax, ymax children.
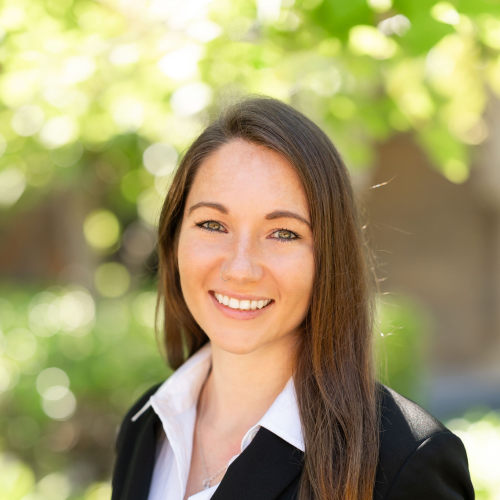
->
<box><xmin>374</xmin><ymin>384</ymin><xmax>474</xmax><ymax>500</ymax></box>
<box><xmin>385</xmin><ymin>431</ymin><xmax>474</xmax><ymax>499</ymax></box>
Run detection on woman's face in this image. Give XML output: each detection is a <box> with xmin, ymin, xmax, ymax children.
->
<box><xmin>177</xmin><ymin>139</ymin><xmax>315</xmax><ymax>356</ymax></box>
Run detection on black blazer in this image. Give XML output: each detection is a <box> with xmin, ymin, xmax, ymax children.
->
<box><xmin>111</xmin><ymin>383</ymin><xmax>474</xmax><ymax>500</ymax></box>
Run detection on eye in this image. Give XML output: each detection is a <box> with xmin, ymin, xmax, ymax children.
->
<box><xmin>270</xmin><ymin>229</ymin><xmax>299</xmax><ymax>242</ymax></box>
<box><xmin>196</xmin><ymin>220</ymin><xmax>226</xmax><ymax>232</ymax></box>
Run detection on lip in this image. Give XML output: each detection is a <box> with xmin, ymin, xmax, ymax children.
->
<box><xmin>209</xmin><ymin>291</ymin><xmax>274</xmax><ymax>320</ymax></box>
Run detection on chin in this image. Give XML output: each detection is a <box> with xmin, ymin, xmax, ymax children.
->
<box><xmin>207</xmin><ymin>329</ymin><xmax>268</xmax><ymax>356</ymax></box>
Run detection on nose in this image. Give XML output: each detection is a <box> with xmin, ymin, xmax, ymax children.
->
<box><xmin>223</xmin><ymin>234</ymin><xmax>263</xmax><ymax>284</ymax></box>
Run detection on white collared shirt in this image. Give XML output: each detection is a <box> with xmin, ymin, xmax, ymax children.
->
<box><xmin>131</xmin><ymin>342</ymin><xmax>305</xmax><ymax>500</ymax></box>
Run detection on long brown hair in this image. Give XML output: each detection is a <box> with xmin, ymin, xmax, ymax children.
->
<box><xmin>155</xmin><ymin>96</ymin><xmax>380</xmax><ymax>500</ymax></box>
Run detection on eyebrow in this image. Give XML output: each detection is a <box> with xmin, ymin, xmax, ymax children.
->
<box><xmin>188</xmin><ymin>202</ymin><xmax>311</xmax><ymax>228</ymax></box>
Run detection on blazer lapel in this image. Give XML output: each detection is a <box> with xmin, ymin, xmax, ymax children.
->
<box><xmin>211</xmin><ymin>427</ymin><xmax>305</xmax><ymax>500</ymax></box>
<box><xmin>121</xmin><ymin>408</ymin><xmax>160</xmax><ymax>500</ymax></box>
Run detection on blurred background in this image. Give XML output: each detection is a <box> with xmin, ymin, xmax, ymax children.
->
<box><xmin>0</xmin><ymin>0</ymin><xmax>499</xmax><ymax>498</ymax></box>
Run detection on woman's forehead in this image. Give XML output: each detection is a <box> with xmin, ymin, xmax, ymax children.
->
<box><xmin>187</xmin><ymin>140</ymin><xmax>310</xmax><ymax>215</ymax></box>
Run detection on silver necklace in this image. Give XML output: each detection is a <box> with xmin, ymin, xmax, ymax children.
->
<box><xmin>196</xmin><ymin>389</ymin><xmax>228</xmax><ymax>490</ymax></box>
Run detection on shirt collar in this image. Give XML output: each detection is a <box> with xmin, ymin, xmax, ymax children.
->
<box><xmin>131</xmin><ymin>342</ymin><xmax>212</xmax><ymax>422</ymax></box>
<box><xmin>131</xmin><ymin>341</ymin><xmax>305</xmax><ymax>452</ymax></box>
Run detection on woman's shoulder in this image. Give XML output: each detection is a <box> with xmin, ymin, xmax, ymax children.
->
<box><xmin>378</xmin><ymin>383</ymin><xmax>447</xmax><ymax>443</ymax></box>
<box><xmin>375</xmin><ymin>383</ymin><xmax>474</xmax><ymax>499</ymax></box>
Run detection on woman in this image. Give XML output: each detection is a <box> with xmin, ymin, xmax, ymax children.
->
<box><xmin>111</xmin><ymin>97</ymin><xmax>474</xmax><ymax>500</ymax></box>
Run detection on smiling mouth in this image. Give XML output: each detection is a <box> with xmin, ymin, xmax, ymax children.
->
<box><xmin>211</xmin><ymin>292</ymin><xmax>273</xmax><ymax>311</ymax></box>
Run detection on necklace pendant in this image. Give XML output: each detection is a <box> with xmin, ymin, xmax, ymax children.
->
<box><xmin>202</xmin><ymin>479</ymin><xmax>211</xmax><ymax>490</ymax></box>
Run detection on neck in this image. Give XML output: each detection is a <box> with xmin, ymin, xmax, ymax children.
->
<box><xmin>200</xmin><ymin>334</ymin><xmax>298</xmax><ymax>434</ymax></box>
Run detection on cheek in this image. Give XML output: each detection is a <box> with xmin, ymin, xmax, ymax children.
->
<box><xmin>177</xmin><ymin>231</ymin><xmax>208</xmax><ymax>298</ymax></box>
<box><xmin>177</xmin><ymin>230</ymin><xmax>215</xmax><ymax>303</ymax></box>
<box><xmin>273</xmin><ymin>246</ymin><xmax>314</xmax><ymax>317</ymax></box>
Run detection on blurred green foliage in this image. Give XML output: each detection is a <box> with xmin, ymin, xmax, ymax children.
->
<box><xmin>447</xmin><ymin>408</ymin><xmax>500</xmax><ymax>499</ymax></box>
<box><xmin>1</xmin><ymin>0</ymin><xmax>500</xmax><ymax>219</ymax></box>
<box><xmin>375</xmin><ymin>295</ymin><xmax>431</xmax><ymax>407</ymax></box>
<box><xmin>0</xmin><ymin>284</ymin><xmax>169</xmax><ymax>499</ymax></box>
<box><xmin>1</xmin><ymin>0</ymin><xmax>500</xmax><ymax>497</ymax></box>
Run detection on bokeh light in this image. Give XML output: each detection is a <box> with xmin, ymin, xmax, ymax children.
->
<box><xmin>121</xmin><ymin>222</ymin><xmax>156</xmax><ymax>264</ymax></box>
<box><xmin>94</xmin><ymin>263</ymin><xmax>131</xmax><ymax>298</ymax></box>
<box><xmin>39</xmin><ymin>116</ymin><xmax>79</xmax><ymax>149</ymax></box>
<box><xmin>37</xmin><ymin>472</ymin><xmax>72</xmax><ymax>500</ymax></box>
<box><xmin>137</xmin><ymin>187</ymin><xmax>163</xmax><ymax>227</ymax></box>
<box><xmin>170</xmin><ymin>82</ymin><xmax>212</xmax><ymax>117</ymax></box>
<box><xmin>143</xmin><ymin>143</ymin><xmax>178</xmax><ymax>176</ymax></box>
<box><xmin>0</xmin><ymin>167</ymin><xmax>26</xmax><ymax>206</ymax></box>
<box><xmin>132</xmin><ymin>291</ymin><xmax>158</xmax><ymax>329</ymax></box>
<box><xmin>11</xmin><ymin>105</ymin><xmax>45</xmax><ymax>137</ymax></box>
<box><xmin>36</xmin><ymin>367</ymin><xmax>70</xmax><ymax>398</ymax></box>
<box><xmin>83</xmin><ymin>210</ymin><xmax>121</xmax><ymax>251</ymax></box>
<box><xmin>41</xmin><ymin>389</ymin><xmax>77</xmax><ymax>420</ymax></box>
<box><xmin>447</xmin><ymin>412</ymin><xmax>500</xmax><ymax>496</ymax></box>
<box><xmin>5</xmin><ymin>328</ymin><xmax>37</xmax><ymax>361</ymax></box>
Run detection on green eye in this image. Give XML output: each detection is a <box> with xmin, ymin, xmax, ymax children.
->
<box><xmin>197</xmin><ymin>220</ymin><xmax>224</xmax><ymax>232</ymax></box>
<box><xmin>272</xmin><ymin>229</ymin><xmax>298</xmax><ymax>242</ymax></box>
<box><xmin>204</xmin><ymin>221</ymin><xmax>221</xmax><ymax>231</ymax></box>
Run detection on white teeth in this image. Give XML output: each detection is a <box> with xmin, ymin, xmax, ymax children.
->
<box><xmin>228</xmin><ymin>298</ymin><xmax>239</xmax><ymax>309</ymax></box>
<box><xmin>215</xmin><ymin>294</ymin><xmax>271</xmax><ymax>311</ymax></box>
